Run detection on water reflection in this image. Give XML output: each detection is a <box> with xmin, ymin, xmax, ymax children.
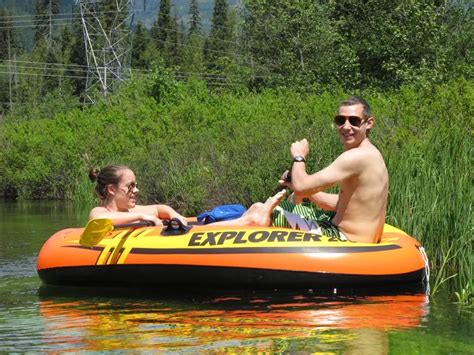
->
<box><xmin>37</xmin><ymin>287</ymin><xmax>429</xmax><ymax>352</ymax></box>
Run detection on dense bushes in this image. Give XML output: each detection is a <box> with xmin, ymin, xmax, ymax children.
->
<box><xmin>0</xmin><ymin>75</ymin><xmax>472</xmax><ymax>295</ymax></box>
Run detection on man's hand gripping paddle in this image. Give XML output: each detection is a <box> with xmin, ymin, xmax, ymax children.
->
<box><xmin>271</xmin><ymin>164</ymin><xmax>292</xmax><ymax>196</ymax></box>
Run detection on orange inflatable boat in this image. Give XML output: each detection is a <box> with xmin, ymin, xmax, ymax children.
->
<box><xmin>37</xmin><ymin>219</ymin><xmax>429</xmax><ymax>288</ymax></box>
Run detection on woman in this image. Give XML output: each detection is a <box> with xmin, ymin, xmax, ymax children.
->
<box><xmin>89</xmin><ymin>165</ymin><xmax>187</xmax><ymax>226</ymax></box>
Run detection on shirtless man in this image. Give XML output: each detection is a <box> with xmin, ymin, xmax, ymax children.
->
<box><xmin>213</xmin><ymin>96</ymin><xmax>388</xmax><ymax>243</ymax></box>
<box><xmin>280</xmin><ymin>96</ymin><xmax>388</xmax><ymax>243</ymax></box>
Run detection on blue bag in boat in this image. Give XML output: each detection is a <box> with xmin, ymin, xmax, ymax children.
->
<box><xmin>197</xmin><ymin>204</ymin><xmax>246</xmax><ymax>224</ymax></box>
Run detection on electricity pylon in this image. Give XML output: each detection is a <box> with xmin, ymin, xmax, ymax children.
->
<box><xmin>76</xmin><ymin>0</ymin><xmax>133</xmax><ymax>103</ymax></box>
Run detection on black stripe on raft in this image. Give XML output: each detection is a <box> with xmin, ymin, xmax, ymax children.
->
<box><xmin>129</xmin><ymin>244</ymin><xmax>401</xmax><ymax>255</ymax></box>
<box><xmin>38</xmin><ymin>264</ymin><xmax>425</xmax><ymax>288</ymax></box>
<box><xmin>66</xmin><ymin>245</ymin><xmax>105</xmax><ymax>251</ymax></box>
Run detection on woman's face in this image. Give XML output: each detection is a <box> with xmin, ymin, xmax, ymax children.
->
<box><xmin>112</xmin><ymin>169</ymin><xmax>139</xmax><ymax>211</ymax></box>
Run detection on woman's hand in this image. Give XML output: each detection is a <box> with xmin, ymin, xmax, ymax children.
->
<box><xmin>170</xmin><ymin>212</ymin><xmax>188</xmax><ymax>226</ymax></box>
<box><xmin>141</xmin><ymin>214</ymin><xmax>163</xmax><ymax>226</ymax></box>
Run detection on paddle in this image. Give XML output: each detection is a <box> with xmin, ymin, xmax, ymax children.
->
<box><xmin>79</xmin><ymin>219</ymin><xmax>154</xmax><ymax>247</ymax></box>
<box><xmin>79</xmin><ymin>218</ymin><xmax>194</xmax><ymax>247</ymax></box>
<box><xmin>271</xmin><ymin>164</ymin><xmax>292</xmax><ymax>196</ymax></box>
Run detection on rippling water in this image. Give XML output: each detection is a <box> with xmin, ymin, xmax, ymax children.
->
<box><xmin>0</xmin><ymin>200</ymin><xmax>472</xmax><ymax>353</ymax></box>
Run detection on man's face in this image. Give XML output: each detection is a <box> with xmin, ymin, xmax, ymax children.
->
<box><xmin>336</xmin><ymin>104</ymin><xmax>373</xmax><ymax>150</ymax></box>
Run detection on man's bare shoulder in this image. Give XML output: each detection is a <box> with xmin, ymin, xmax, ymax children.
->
<box><xmin>336</xmin><ymin>140</ymin><xmax>383</xmax><ymax>170</ymax></box>
<box><xmin>346</xmin><ymin>139</ymin><xmax>382</xmax><ymax>158</ymax></box>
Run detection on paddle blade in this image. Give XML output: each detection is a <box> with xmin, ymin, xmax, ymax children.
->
<box><xmin>79</xmin><ymin>218</ymin><xmax>114</xmax><ymax>247</ymax></box>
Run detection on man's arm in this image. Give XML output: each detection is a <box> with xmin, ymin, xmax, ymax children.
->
<box><xmin>290</xmin><ymin>149</ymin><xmax>364</xmax><ymax>196</ymax></box>
<box><xmin>287</xmin><ymin>191</ymin><xmax>339</xmax><ymax>211</ymax></box>
<box><xmin>307</xmin><ymin>192</ymin><xmax>339</xmax><ymax>211</ymax></box>
<box><xmin>89</xmin><ymin>206</ymin><xmax>163</xmax><ymax>225</ymax></box>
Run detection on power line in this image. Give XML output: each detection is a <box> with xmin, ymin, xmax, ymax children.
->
<box><xmin>0</xmin><ymin>16</ymin><xmax>241</xmax><ymax>48</ymax></box>
<box><xmin>0</xmin><ymin>9</ymin><xmax>131</xmax><ymax>21</ymax></box>
<box><xmin>0</xmin><ymin>8</ymin><xmax>239</xmax><ymax>39</ymax></box>
<box><xmin>0</xmin><ymin>68</ymin><xmax>272</xmax><ymax>87</ymax></box>
<box><xmin>0</xmin><ymin>70</ymin><xmax>87</xmax><ymax>79</ymax></box>
<box><xmin>0</xmin><ymin>59</ymin><xmax>274</xmax><ymax>80</ymax></box>
<box><xmin>0</xmin><ymin>65</ymin><xmax>257</xmax><ymax>84</ymax></box>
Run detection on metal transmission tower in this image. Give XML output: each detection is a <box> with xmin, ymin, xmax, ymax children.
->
<box><xmin>76</xmin><ymin>0</ymin><xmax>133</xmax><ymax>102</ymax></box>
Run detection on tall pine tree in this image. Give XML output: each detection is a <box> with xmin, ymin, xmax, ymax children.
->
<box><xmin>0</xmin><ymin>8</ymin><xmax>21</xmax><ymax>60</ymax></box>
<box><xmin>206</xmin><ymin>0</ymin><xmax>231</xmax><ymax>64</ymax></box>
<box><xmin>0</xmin><ymin>8</ymin><xmax>21</xmax><ymax>111</ymax></box>
<box><xmin>152</xmin><ymin>0</ymin><xmax>172</xmax><ymax>50</ymax></box>
<box><xmin>131</xmin><ymin>22</ymin><xmax>151</xmax><ymax>68</ymax></box>
<box><xmin>34</xmin><ymin>0</ymin><xmax>59</xmax><ymax>47</ymax></box>
<box><xmin>179</xmin><ymin>0</ymin><xmax>205</xmax><ymax>75</ymax></box>
<box><xmin>188</xmin><ymin>0</ymin><xmax>201</xmax><ymax>36</ymax></box>
<box><xmin>151</xmin><ymin>0</ymin><xmax>181</xmax><ymax>66</ymax></box>
<box><xmin>58</xmin><ymin>13</ymin><xmax>87</xmax><ymax>97</ymax></box>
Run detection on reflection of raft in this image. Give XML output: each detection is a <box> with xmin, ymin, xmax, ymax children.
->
<box><xmin>37</xmin><ymin>292</ymin><xmax>429</xmax><ymax>351</ymax></box>
<box><xmin>37</xmin><ymin>222</ymin><xmax>428</xmax><ymax>288</ymax></box>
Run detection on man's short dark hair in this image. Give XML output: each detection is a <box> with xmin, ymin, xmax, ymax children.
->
<box><xmin>339</xmin><ymin>96</ymin><xmax>371</xmax><ymax>118</ymax></box>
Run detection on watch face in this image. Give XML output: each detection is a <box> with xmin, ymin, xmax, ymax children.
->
<box><xmin>293</xmin><ymin>156</ymin><xmax>305</xmax><ymax>162</ymax></box>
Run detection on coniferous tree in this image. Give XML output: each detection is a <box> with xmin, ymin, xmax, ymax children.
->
<box><xmin>59</xmin><ymin>16</ymin><xmax>87</xmax><ymax>96</ymax></box>
<box><xmin>181</xmin><ymin>30</ymin><xmax>205</xmax><ymax>75</ymax></box>
<box><xmin>151</xmin><ymin>0</ymin><xmax>180</xmax><ymax>66</ymax></box>
<box><xmin>152</xmin><ymin>0</ymin><xmax>172</xmax><ymax>50</ymax></box>
<box><xmin>18</xmin><ymin>0</ymin><xmax>63</xmax><ymax>104</ymax></box>
<box><xmin>34</xmin><ymin>0</ymin><xmax>60</xmax><ymax>47</ymax></box>
<box><xmin>131</xmin><ymin>22</ymin><xmax>151</xmax><ymax>68</ymax></box>
<box><xmin>172</xmin><ymin>17</ymin><xmax>187</xmax><ymax>67</ymax></box>
<box><xmin>180</xmin><ymin>0</ymin><xmax>205</xmax><ymax>75</ymax></box>
<box><xmin>0</xmin><ymin>8</ymin><xmax>22</xmax><ymax>60</ymax></box>
<box><xmin>167</xmin><ymin>14</ymin><xmax>179</xmax><ymax>66</ymax></box>
<box><xmin>96</xmin><ymin>0</ymin><xmax>130</xmax><ymax>32</ymax></box>
<box><xmin>206</xmin><ymin>0</ymin><xmax>230</xmax><ymax>62</ymax></box>
<box><xmin>41</xmin><ymin>44</ymin><xmax>62</xmax><ymax>94</ymax></box>
<box><xmin>0</xmin><ymin>8</ymin><xmax>21</xmax><ymax>111</ymax></box>
<box><xmin>188</xmin><ymin>0</ymin><xmax>201</xmax><ymax>36</ymax></box>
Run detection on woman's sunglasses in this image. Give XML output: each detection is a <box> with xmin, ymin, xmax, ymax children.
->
<box><xmin>334</xmin><ymin>115</ymin><xmax>369</xmax><ymax>127</ymax></box>
<box><xmin>116</xmin><ymin>182</ymin><xmax>138</xmax><ymax>194</ymax></box>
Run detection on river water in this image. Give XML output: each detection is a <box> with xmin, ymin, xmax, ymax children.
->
<box><xmin>0</xmin><ymin>200</ymin><xmax>472</xmax><ymax>353</ymax></box>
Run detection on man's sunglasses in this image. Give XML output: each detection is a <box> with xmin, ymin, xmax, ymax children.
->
<box><xmin>334</xmin><ymin>115</ymin><xmax>369</xmax><ymax>127</ymax></box>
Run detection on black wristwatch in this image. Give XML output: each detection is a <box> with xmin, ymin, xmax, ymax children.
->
<box><xmin>293</xmin><ymin>155</ymin><xmax>306</xmax><ymax>163</ymax></box>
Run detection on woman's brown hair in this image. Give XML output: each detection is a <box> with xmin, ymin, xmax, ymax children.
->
<box><xmin>89</xmin><ymin>165</ymin><xmax>129</xmax><ymax>200</ymax></box>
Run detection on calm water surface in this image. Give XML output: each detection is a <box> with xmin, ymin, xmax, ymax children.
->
<box><xmin>0</xmin><ymin>200</ymin><xmax>472</xmax><ymax>353</ymax></box>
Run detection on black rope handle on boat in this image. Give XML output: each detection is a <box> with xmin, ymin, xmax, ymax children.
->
<box><xmin>114</xmin><ymin>218</ymin><xmax>193</xmax><ymax>234</ymax></box>
<box><xmin>114</xmin><ymin>220</ymin><xmax>156</xmax><ymax>229</ymax></box>
<box><xmin>161</xmin><ymin>217</ymin><xmax>193</xmax><ymax>236</ymax></box>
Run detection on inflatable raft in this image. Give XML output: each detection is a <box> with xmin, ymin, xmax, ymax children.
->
<box><xmin>37</xmin><ymin>219</ymin><xmax>429</xmax><ymax>288</ymax></box>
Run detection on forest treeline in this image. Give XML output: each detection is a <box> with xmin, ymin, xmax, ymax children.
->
<box><xmin>0</xmin><ymin>0</ymin><xmax>471</xmax><ymax>110</ymax></box>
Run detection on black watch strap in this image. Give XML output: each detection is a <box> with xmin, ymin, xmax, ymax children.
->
<box><xmin>293</xmin><ymin>155</ymin><xmax>306</xmax><ymax>163</ymax></box>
